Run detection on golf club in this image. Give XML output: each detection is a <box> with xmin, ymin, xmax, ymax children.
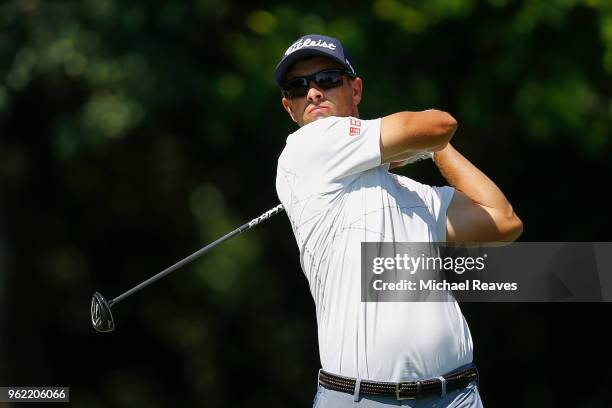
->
<box><xmin>90</xmin><ymin>204</ymin><xmax>285</xmax><ymax>333</ymax></box>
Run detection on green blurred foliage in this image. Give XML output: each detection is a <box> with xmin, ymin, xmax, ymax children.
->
<box><xmin>1</xmin><ymin>0</ymin><xmax>612</xmax><ymax>407</ymax></box>
<box><xmin>2</xmin><ymin>0</ymin><xmax>610</xmax><ymax>155</ymax></box>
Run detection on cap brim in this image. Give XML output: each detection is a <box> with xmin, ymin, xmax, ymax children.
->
<box><xmin>274</xmin><ymin>48</ymin><xmax>351</xmax><ymax>87</ymax></box>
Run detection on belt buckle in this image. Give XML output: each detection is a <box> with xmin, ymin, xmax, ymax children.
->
<box><xmin>395</xmin><ymin>381</ymin><xmax>420</xmax><ymax>400</ymax></box>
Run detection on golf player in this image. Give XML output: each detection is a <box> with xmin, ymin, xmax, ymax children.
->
<box><xmin>274</xmin><ymin>34</ymin><xmax>522</xmax><ymax>407</ymax></box>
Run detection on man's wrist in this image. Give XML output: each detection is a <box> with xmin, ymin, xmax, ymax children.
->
<box><xmin>432</xmin><ymin>143</ymin><xmax>455</xmax><ymax>165</ymax></box>
<box><xmin>390</xmin><ymin>151</ymin><xmax>434</xmax><ymax>169</ymax></box>
<box><xmin>403</xmin><ymin>151</ymin><xmax>434</xmax><ymax>165</ymax></box>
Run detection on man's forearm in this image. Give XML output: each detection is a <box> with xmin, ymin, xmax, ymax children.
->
<box><xmin>434</xmin><ymin>143</ymin><xmax>515</xmax><ymax>215</ymax></box>
<box><xmin>435</xmin><ymin>143</ymin><xmax>522</xmax><ymax>242</ymax></box>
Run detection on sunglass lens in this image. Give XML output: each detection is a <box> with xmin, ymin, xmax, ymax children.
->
<box><xmin>283</xmin><ymin>78</ymin><xmax>309</xmax><ymax>98</ymax></box>
<box><xmin>315</xmin><ymin>71</ymin><xmax>344</xmax><ymax>90</ymax></box>
<box><xmin>282</xmin><ymin>70</ymin><xmax>346</xmax><ymax>98</ymax></box>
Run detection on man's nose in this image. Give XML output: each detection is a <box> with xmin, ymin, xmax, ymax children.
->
<box><xmin>306</xmin><ymin>80</ymin><xmax>324</xmax><ymax>102</ymax></box>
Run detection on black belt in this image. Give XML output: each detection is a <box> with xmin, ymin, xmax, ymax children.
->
<box><xmin>318</xmin><ymin>366</ymin><xmax>478</xmax><ymax>400</ymax></box>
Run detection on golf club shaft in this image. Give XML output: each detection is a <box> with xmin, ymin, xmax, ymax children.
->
<box><xmin>110</xmin><ymin>204</ymin><xmax>285</xmax><ymax>306</ymax></box>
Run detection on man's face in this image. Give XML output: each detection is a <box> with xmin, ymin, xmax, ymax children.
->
<box><xmin>281</xmin><ymin>56</ymin><xmax>362</xmax><ymax>127</ymax></box>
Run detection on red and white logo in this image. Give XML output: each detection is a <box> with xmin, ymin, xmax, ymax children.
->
<box><xmin>349</xmin><ymin>118</ymin><xmax>361</xmax><ymax>136</ymax></box>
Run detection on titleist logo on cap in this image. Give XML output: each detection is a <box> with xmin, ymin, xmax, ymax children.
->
<box><xmin>284</xmin><ymin>38</ymin><xmax>337</xmax><ymax>56</ymax></box>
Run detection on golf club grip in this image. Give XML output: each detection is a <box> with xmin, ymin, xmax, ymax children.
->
<box><xmin>110</xmin><ymin>204</ymin><xmax>285</xmax><ymax>305</ymax></box>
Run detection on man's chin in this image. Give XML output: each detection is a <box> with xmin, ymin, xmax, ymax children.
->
<box><xmin>304</xmin><ymin>111</ymin><xmax>333</xmax><ymax>124</ymax></box>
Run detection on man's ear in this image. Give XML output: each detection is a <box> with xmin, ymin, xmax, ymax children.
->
<box><xmin>351</xmin><ymin>77</ymin><xmax>363</xmax><ymax>106</ymax></box>
<box><xmin>282</xmin><ymin>97</ymin><xmax>298</xmax><ymax>123</ymax></box>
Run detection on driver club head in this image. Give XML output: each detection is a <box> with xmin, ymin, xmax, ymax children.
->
<box><xmin>91</xmin><ymin>292</ymin><xmax>115</xmax><ymax>333</ymax></box>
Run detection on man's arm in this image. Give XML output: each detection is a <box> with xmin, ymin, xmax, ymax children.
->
<box><xmin>435</xmin><ymin>143</ymin><xmax>523</xmax><ymax>242</ymax></box>
<box><xmin>380</xmin><ymin>110</ymin><xmax>457</xmax><ymax>163</ymax></box>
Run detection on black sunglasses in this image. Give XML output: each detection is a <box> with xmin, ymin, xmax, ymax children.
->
<box><xmin>281</xmin><ymin>69</ymin><xmax>354</xmax><ymax>99</ymax></box>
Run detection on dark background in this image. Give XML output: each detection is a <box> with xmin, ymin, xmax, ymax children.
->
<box><xmin>1</xmin><ymin>0</ymin><xmax>611</xmax><ymax>406</ymax></box>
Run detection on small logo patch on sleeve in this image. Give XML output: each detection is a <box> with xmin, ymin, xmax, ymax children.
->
<box><xmin>349</xmin><ymin>118</ymin><xmax>361</xmax><ymax>136</ymax></box>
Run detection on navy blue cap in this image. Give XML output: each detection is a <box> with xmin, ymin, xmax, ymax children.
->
<box><xmin>274</xmin><ymin>34</ymin><xmax>356</xmax><ymax>87</ymax></box>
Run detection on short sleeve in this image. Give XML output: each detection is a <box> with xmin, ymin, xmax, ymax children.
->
<box><xmin>427</xmin><ymin>185</ymin><xmax>455</xmax><ymax>242</ymax></box>
<box><xmin>280</xmin><ymin>116</ymin><xmax>381</xmax><ymax>185</ymax></box>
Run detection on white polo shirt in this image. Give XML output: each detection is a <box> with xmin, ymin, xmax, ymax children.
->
<box><xmin>275</xmin><ymin>116</ymin><xmax>473</xmax><ymax>382</ymax></box>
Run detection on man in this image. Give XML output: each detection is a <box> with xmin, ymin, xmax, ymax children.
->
<box><xmin>274</xmin><ymin>34</ymin><xmax>522</xmax><ymax>407</ymax></box>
